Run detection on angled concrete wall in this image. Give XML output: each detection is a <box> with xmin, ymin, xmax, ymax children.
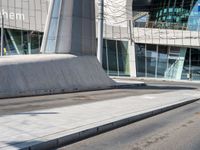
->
<box><xmin>0</xmin><ymin>0</ymin><xmax>115</xmax><ymax>98</ymax></box>
<box><xmin>0</xmin><ymin>55</ymin><xmax>114</xmax><ymax>98</ymax></box>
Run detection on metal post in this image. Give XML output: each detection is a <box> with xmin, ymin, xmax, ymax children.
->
<box><xmin>1</xmin><ymin>14</ymin><xmax>4</xmax><ymax>56</ymax></box>
<box><xmin>97</xmin><ymin>0</ymin><xmax>104</xmax><ymax>64</ymax></box>
<box><xmin>129</xmin><ymin>20</ymin><xmax>133</xmax><ymax>45</ymax></box>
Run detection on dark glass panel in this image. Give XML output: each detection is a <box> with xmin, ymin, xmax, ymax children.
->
<box><xmin>157</xmin><ymin>45</ymin><xmax>168</xmax><ymax>78</ymax></box>
<box><xmin>117</xmin><ymin>40</ymin><xmax>129</xmax><ymax>76</ymax></box>
<box><xmin>135</xmin><ymin>43</ymin><xmax>146</xmax><ymax>77</ymax></box>
<box><xmin>107</xmin><ymin>40</ymin><xmax>118</xmax><ymax>76</ymax></box>
<box><xmin>146</xmin><ymin>44</ymin><xmax>157</xmax><ymax>77</ymax></box>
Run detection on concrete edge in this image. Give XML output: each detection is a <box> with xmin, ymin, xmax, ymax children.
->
<box><xmin>13</xmin><ymin>97</ymin><xmax>200</xmax><ymax>150</ymax></box>
<box><xmin>0</xmin><ymin>82</ymin><xmax>146</xmax><ymax>100</ymax></box>
<box><xmin>111</xmin><ymin>83</ymin><xmax>147</xmax><ymax>89</ymax></box>
<box><xmin>111</xmin><ymin>76</ymin><xmax>200</xmax><ymax>84</ymax></box>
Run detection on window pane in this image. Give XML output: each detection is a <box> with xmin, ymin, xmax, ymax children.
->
<box><xmin>107</xmin><ymin>40</ymin><xmax>118</xmax><ymax>76</ymax></box>
<box><xmin>146</xmin><ymin>44</ymin><xmax>157</xmax><ymax>77</ymax></box>
<box><xmin>135</xmin><ymin>44</ymin><xmax>145</xmax><ymax>77</ymax></box>
<box><xmin>157</xmin><ymin>45</ymin><xmax>168</xmax><ymax>78</ymax></box>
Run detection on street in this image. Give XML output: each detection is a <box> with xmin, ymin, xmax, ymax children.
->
<box><xmin>59</xmin><ymin>98</ymin><xmax>200</xmax><ymax>150</ymax></box>
<box><xmin>0</xmin><ymin>80</ymin><xmax>199</xmax><ymax>116</ymax></box>
<box><xmin>0</xmin><ymin>79</ymin><xmax>199</xmax><ymax>150</ymax></box>
<box><xmin>55</xmin><ymin>80</ymin><xmax>200</xmax><ymax>150</ymax></box>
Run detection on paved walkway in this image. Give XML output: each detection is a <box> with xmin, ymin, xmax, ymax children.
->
<box><xmin>0</xmin><ymin>90</ymin><xmax>200</xmax><ymax>150</ymax></box>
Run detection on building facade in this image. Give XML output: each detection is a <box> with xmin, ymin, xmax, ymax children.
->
<box><xmin>0</xmin><ymin>0</ymin><xmax>199</xmax><ymax>81</ymax></box>
<box><xmin>100</xmin><ymin>0</ymin><xmax>200</xmax><ymax>81</ymax></box>
<box><xmin>0</xmin><ymin>0</ymin><xmax>49</xmax><ymax>55</ymax></box>
<box><xmin>133</xmin><ymin>0</ymin><xmax>200</xmax><ymax>81</ymax></box>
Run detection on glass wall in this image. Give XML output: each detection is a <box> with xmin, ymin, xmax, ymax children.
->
<box><xmin>157</xmin><ymin>45</ymin><xmax>168</xmax><ymax>78</ymax></box>
<box><xmin>146</xmin><ymin>44</ymin><xmax>157</xmax><ymax>77</ymax></box>
<box><xmin>135</xmin><ymin>43</ymin><xmax>200</xmax><ymax>80</ymax></box>
<box><xmin>190</xmin><ymin>48</ymin><xmax>200</xmax><ymax>80</ymax></box>
<box><xmin>45</xmin><ymin>0</ymin><xmax>62</xmax><ymax>53</ymax></box>
<box><xmin>188</xmin><ymin>0</ymin><xmax>200</xmax><ymax>31</ymax></box>
<box><xmin>149</xmin><ymin>0</ymin><xmax>197</xmax><ymax>29</ymax></box>
<box><xmin>1</xmin><ymin>28</ymin><xmax>43</xmax><ymax>55</ymax></box>
<box><xmin>102</xmin><ymin>39</ymin><xmax>130</xmax><ymax>76</ymax></box>
<box><xmin>135</xmin><ymin>44</ymin><xmax>146</xmax><ymax>77</ymax></box>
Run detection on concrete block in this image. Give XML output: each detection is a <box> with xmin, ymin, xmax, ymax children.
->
<box><xmin>0</xmin><ymin>54</ymin><xmax>114</xmax><ymax>98</ymax></box>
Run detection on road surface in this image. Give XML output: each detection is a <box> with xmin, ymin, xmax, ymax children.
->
<box><xmin>59</xmin><ymin>99</ymin><xmax>200</xmax><ymax>150</ymax></box>
<box><xmin>0</xmin><ymin>80</ymin><xmax>198</xmax><ymax>116</ymax></box>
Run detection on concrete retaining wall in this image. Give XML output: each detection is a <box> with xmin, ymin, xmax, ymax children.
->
<box><xmin>0</xmin><ymin>54</ymin><xmax>114</xmax><ymax>98</ymax></box>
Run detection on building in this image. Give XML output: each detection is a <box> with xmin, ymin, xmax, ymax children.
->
<box><xmin>0</xmin><ymin>0</ymin><xmax>49</xmax><ymax>55</ymax></box>
<box><xmin>99</xmin><ymin>0</ymin><xmax>200</xmax><ymax>81</ymax></box>
<box><xmin>132</xmin><ymin>0</ymin><xmax>200</xmax><ymax>81</ymax></box>
<box><xmin>0</xmin><ymin>0</ymin><xmax>200</xmax><ymax>81</ymax></box>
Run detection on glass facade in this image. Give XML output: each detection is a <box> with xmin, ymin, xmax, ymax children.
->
<box><xmin>134</xmin><ymin>0</ymin><xmax>200</xmax><ymax>81</ymax></box>
<box><xmin>188</xmin><ymin>0</ymin><xmax>200</xmax><ymax>31</ymax></box>
<box><xmin>0</xmin><ymin>0</ymin><xmax>49</xmax><ymax>55</ymax></box>
<box><xmin>182</xmin><ymin>48</ymin><xmax>200</xmax><ymax>80</ymax></box>
<box><xmin>1</xmin><ymin>29</ymin><xmax>43</xmax><ymax>55</ymax></box>
<box><xmin>149</xmin><ymin>0</ymin><xmax>198</xmax><ymax>29</ymax></box>
<box><xmin>136</xmin><ymin>43</ymin><xmax>200</xmax><ymax>80</ymax></box>
<box><xmin>45</xmin><ymin>0</ymin><xmax>62</xmax><ymax>53</ymax></box>
<box><xmin>102</xmin><ymin>39</ymin><xmax>130</xmax><ymax>76</ymax></box>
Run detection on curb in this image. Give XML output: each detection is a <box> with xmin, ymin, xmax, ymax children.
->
<box><xmin>112</xmin><ymin>82</ymin><xmax>147</xmax><ymax>89</ymax></box>
<box><xmin>17</xmin><ymin>97</ymin><xmax>199</xmax><ymax>150</ymax></box>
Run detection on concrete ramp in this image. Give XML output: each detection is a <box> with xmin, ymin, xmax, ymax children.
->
<box><xmin>0</xmin><ymin>54</ymin><xmax>114</xmax><ymax>98</ymax></box>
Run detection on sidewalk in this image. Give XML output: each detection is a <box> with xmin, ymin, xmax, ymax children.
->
<box><xmin>111</xmin><ymin>76</ymin><xmax>200</xmax><ymax>84</ymax></box>
<box><xmin>0</xmin><ymin>90</ymin><xmax>200</xmax><ymax>150</ymax></box>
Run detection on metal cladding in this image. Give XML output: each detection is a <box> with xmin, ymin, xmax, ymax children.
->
<box><xmin>41</xmin><ymin>0</ymin><xmax>96</xmax><ymax>55</ymax></box>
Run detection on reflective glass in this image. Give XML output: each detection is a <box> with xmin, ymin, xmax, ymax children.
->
<box><xmin>46</xmin><ymin>0</ymin><xmax>62</xmax><ymax>53</ymax></box>
<box><xmin>146</xmin><ymin>44</ymin><xmax>157</xmax><ymax>77</ymax></box>
<box><xmin>157</xmin><ymin>45</ymin><xmax>168</xmax><ymax>78</ymax></box>
<box><xmin>135</xmin><ymin>44</ymin><xmax>145</xmax><ymax>77</ymax></box>
<box><xmin>191</xmin><ymin>48</ymin><xmax>200</xmax><ymax>80</ymax></box>
<box><xmin>117</xmin><ymin>41</ymin><xmax>129</xmax><ymax>76</ymax></box>
<box><xmin>107</xmin><ymin>40</ymin><xmax>118</xmax><ymax>76</ymax></box>
<box><xmin>1</xmin><ymin>29</ymin><xmax>42</xmax><ymax>55</ymax></box>
<box><xmin>102</xmin><ymin>39</ymin><xmax>130</xmax><ymax>76</ymax></box>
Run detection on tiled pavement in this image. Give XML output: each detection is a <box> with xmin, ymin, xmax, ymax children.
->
<box><xmin>0</xmin><ymin>90</ymin><xmax>200</xmax><ymax>150</ymax></box>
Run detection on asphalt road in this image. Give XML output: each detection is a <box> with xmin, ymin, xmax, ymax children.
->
<box><xmin>0</xmin><ymin>80</ymin><xmax>199</xmax><ymax>116</ymax></box>
<box><xmin>59</xmin><ymin>99</ymin><xmax>200</xmax><ymax>150</ymax></box>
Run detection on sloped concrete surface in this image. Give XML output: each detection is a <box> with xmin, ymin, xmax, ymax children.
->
<box><xmin>0</xmin><ymin>54</ymin><xmax>114</xmax><ymax>98</ymax></box>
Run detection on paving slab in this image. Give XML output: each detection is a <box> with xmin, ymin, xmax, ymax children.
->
<box><xmin>0</xmin><ymin>90</ymin><xmax>200</xmax><ymax>150</ymax></box>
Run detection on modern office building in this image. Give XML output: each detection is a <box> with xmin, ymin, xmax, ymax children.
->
<box><xmin>0</xmin><ymin>0</ymin><xmax>49</xmax><ymax>55</ymax></box>
<box><xmin>100</xmin><ymin>0</ymin><xmax>200</xmax><ymax>81</ymax></box>
<box><xmin>132</xmin><ymin>0</ymin><xmax>200</xmax><ymax>81</ymax></box>
<box><xmin>0</xmin><ymin>0</ymin><xmax>199</xmax><ymax>81</ymax></box>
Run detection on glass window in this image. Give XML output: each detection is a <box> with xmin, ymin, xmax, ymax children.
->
<box><xmin>135</xmin><ymin>44</ymin><xmax>146</xmax><ymax>77</ymax></box>
<box><xmin>191</xmin><ymin>48</ymin><xmax>200</xmax><ymax>80</ymax></box>
<box><xmin>107</xmin><ymin>40</ymin><xmax>118</xmax><ymax>76</ymax></box>
<box><xmin>181</xmin><ymin>48</ymin><xmax>190</xmax><ymax>80</ymax></box>
<box><xmin>146</xmin><ymin>44</ymin><xmax>157</xmax><ymax>77</ymax></box>
<box><xmin>2</xmin><ymin>29</ymin><xmax>42</xmax><ymax>55</ymax></box>
<box><xmin>117</xmin><ymin>40</ymin><xmax>129</xmax><ymax>76</ymax></box>
<box><xmin>45</xmin><ymin>0</ymin><xmax>62</xmax><ymax>53</ymax></box>
<box><xmin>102</xmin><ymin>39</ymin><xmax>109</xmax><ymax>72</ymax></box>
<box><xmin>157</xmin><ymin>45</ymin><xmax>168</xmax><ymax>78</ymax></box>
